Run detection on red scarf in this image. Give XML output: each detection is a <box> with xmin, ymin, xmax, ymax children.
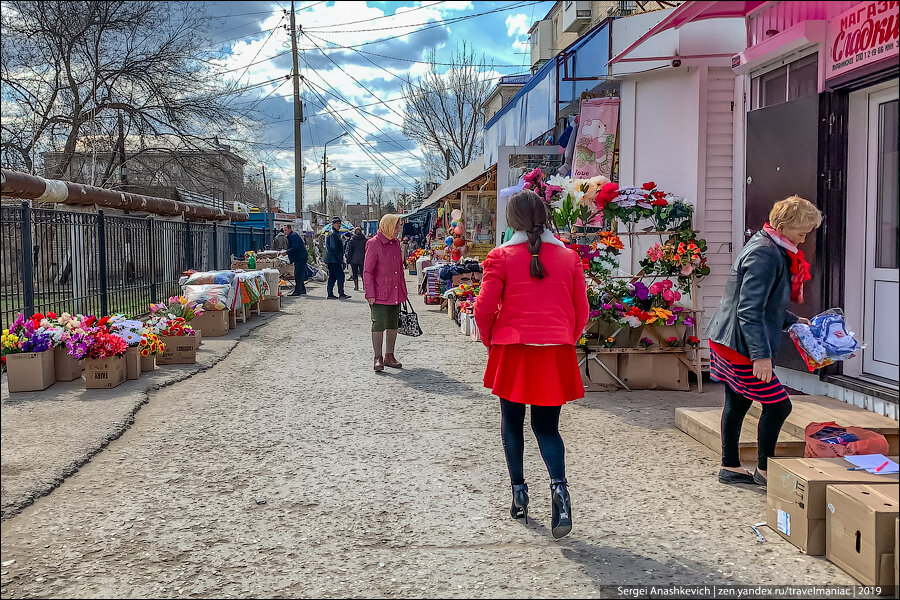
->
<box><xmin>763</xmin><ymin>223</ymin><xmax>811</xmax><ymax>303</ymax></box>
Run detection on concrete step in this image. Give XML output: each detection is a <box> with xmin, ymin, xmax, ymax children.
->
<box><xmin>748</xmin><ymin>395</ymin><xmax>899</xmax><ymax>454</ymax></box>
<box><xmin>674</xmin><ymin>407</ymin><xmax>806</xmax><ymax>463</ymax></box>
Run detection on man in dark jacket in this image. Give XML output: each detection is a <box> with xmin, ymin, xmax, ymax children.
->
<box><xmin>325</xmin><ymin>217</ymin><xmax>351</xmax><ymax>299</ymax></box>
<box><xmin>283</xmin><ymin>224</ymin><xmax>308</xmax><ymax>296</ymax></box>
<box><xmin>345</xmin><ymin>227</ymin><xmax>367</xmax><ymax>291</ymax></box>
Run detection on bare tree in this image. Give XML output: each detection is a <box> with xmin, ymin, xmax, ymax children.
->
<box><xmin>326</xmin><ymin>188</ymin><xmax>346</xmax><ymax>220</ymax></box>
<box><xmin>0</xmin><ymin>0</ymin><xmax>259</xmax><ymax>182</ymax></box>
<box><xmin>402</xmin><ymin>43</ymin><xmax>492</xmax><ymax>178</ymax></box>
<box><xmin>370</xmin><ymin>174</ymin><xmax>384</xmax><ymax>219</ymax></box>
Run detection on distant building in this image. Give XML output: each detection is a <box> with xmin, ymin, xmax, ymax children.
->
<box><xmin>483</xmin><ymin>75</ymin><xmax>530</xmax><ymax>122</ymax></box>
<box><xmin>346</xmin><ymin>202</ymin><xmax>371</xmax><ymax>225</ymax></box>
<box><xmin>41</xmin><ymin>142</ymin><xmax>252</xmax><ymax>211</ymax></box>
<box><xmin>529</xmin><ymin>1</ymin><xmax>682</xmax><ymax>73</ymax></box>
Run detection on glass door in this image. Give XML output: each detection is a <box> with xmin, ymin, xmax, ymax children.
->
<box><xmin>863</xmin><ymin>89</ymin><xmax>899</xmax><ymax>381</ymax></box>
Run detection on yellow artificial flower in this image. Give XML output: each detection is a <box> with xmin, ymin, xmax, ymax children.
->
<box><xmin>178</xmin><ymin>296</ymin><xmax>188</xmax><ymax>305</ymax></box>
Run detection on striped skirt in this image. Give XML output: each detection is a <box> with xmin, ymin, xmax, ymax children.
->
<box><xmin>709</xmin><ymin>343</ymin><xmax>790</xmax><ymax>404</ymax></box>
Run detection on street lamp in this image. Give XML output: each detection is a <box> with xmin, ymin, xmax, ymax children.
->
<box><xmin>354</xmin><ymin>174</ymin><xmax>370</xmax><ymax>222</ymax></box>
<box><xmin>322</xmin><ymin>132</ymin><xmax>347</xmax><ymax>214</ymax></box>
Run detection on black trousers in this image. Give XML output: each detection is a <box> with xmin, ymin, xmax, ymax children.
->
<box><xmin>721</xmin><ymin>385</ymin><xmax>792</xmax><ymax>471</ymax></box>
<box><xmin>350</xmin><ymin>264</ymin><xmax>363</xmax><ymax>285</ymax></box>
<box><xmin>326</xmin><ymin>263</ymin><xmax>345</xmax><ymax>297</ymax></box>
<box><xmin>291</xmin><ymin>262</ymin><xmax>307</xmax><ymax>295</ymax></box>
<box><xmin>500</xmin><ymin>398</ymin><xmax>566</xmax><ymax>484</ymax></box>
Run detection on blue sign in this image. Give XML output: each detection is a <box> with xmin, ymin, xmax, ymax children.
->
<box><xmin>499</xmin><ymin>75</ymin><xmax>531</xmax><ymax>85</ymax></box>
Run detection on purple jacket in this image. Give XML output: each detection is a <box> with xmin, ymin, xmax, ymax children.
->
<box><xmin>363</xmin><ymin>232</ymin><xmax>409</xmax><ymax>305</ymax></box>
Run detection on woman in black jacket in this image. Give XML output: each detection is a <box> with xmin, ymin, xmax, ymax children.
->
<box><xmin>345</xmin><ymin>227</ymin><xmax>368</xmax><ymax>291</ymax></box>
<box><xmin>706</xmin><ymin>196</ymin><xmax>821</xmax><ymax>486</ymax></box>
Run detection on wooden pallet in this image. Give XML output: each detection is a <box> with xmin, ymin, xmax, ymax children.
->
<box><xmin>674</xmin><ymin>406</ymin><xmax>806</xmax><ymax>462</ymax></box>
<box><xmin>748</xmin><ymin>395</ymin><xmax>899</xmax><ymax>454</ymax></box>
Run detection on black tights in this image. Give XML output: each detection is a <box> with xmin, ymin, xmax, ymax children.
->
<box><xmin>500</xmin><ymin>399</ymin><xmax>566</xmax><ymax>484</ymax></box>
<box><xmin>721</xmin><ymin>385</ymin><xmax>792</xmax><ymax>471</ymax></box>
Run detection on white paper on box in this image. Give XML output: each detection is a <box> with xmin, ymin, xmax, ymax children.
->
<box><xmin>777</xmin><ymin>509</ymin><xmax>791</xmax><ymax>536</ymax></box>
<box><xmin>844</xmin><ymin>454</ymin><xmax>899</xmax><ymax>474</ymax></box>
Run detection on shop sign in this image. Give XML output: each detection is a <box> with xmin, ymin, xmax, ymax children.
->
<box><xmin>572</xmin><ymin>98</ymin><xmax>619</xmax><ymax>180</ymax></box>
<box><xmin>826</xmin><ymin>1</ymin><xmax>899</xmax><ymax>80</ymax></box>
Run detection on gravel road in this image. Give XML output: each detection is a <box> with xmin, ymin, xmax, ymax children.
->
<box><xmin>0</xmin><ymin>277</ymin><xmax>856</xmax><ymax>598</ymax></box>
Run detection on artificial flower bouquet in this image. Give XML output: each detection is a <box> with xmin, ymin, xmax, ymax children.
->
<box><xmin>145</xmin><ymin>314</ymin><xmax>197</xmax><ymax>337</ymax></box>
<box><xmin>640</xmin><ymin>233</ymin><xmax>710</xmax><ymax>291</ymax></box>
<box><xmin>570</xmin><ymin>232</ymin><xmax>624</xmax><ymax>281</ymax></box>
<box><xmin>150</xmin><ymin>297</ymin><xmax>205</xmax><ymax>322</ymax></box>
<box><xmin>139</xmin><ymin>332</ymin><xmax>166</xmax><ymax>358</ymax></box>
<box><xmin>108</xmin><ymin>316</ymin><xmax>147</xmax><ymax>347</ymax></box>
<box><xmin>83</xmin><ymin>329</ymin><xmax>129</xmax><ymax>359</ymax></box>
<box><xmin>2</xmin><ymin>313</ymin><xmax>55</xmax><ymax>369</ymax></box>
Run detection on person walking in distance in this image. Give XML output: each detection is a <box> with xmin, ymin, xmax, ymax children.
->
<box><xmin>325</xmin><ymin>217</ymin><xmax>351</xmax><ymax>300</ymax></box>
<box><xmin>283</xmin><ymin>224</ymin><xmax>307</xmax><ymax>296</ymax></box>
<box><xmin>707</xmin><ymin>196</ymin><xmax>821</xmax><ymax>486</ymax></box>
<box><xmin>273</xmin><ymin>229</ymin><xmax>288</xmax><ymax>251</ymax></box>
<box><xmin>474</xmin><ymin>190</ymin><xmax>588</xmax><ymax>539</ymax></box>
<box><xmin>364</xmin><ymin>214</ymin><xmax>407</xmax><ymax>372</ymax></box>
<box><xmin>346</xmin><ymin>227</ymin><xmax>367</xmax><ymax>292</ymax></box>
<box><xmin>400</xmin><ymin>237</ymin><xmax>410</xmax><ymax>264</ymax></box>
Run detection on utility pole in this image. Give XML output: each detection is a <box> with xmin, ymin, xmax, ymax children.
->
<box><xmin>262</xmin><ymin>165</ymin><xmax>273</xmax><ymax>247</ymax></box>
<box><xmin>290</xmin><ymin>1</ymin><xmax>304</xmax><ymax>217</ymax></box>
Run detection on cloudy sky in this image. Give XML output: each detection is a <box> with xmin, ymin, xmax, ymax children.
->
<box><xmin>204</xmin><ymin>0</ymin><xmax>553</xmax><ymax>212</ymax></box>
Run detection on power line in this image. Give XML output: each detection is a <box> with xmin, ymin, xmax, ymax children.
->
<box><xmin>301</xmin><ymin>1</ymin><xmax>540</xmax><ymax>34</ymax></box>
<box><xmin>300</xmin><ymin>1</ymin><xmax>443</xmax><ymax>28</ymax></box>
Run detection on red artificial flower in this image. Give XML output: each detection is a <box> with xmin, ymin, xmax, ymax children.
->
<box><xmin>652</xmin><ymin>191</ymin><xmax>666</xmax><ymax>200</ymax></box>
<box><xmin>47</xmin><ymin>311</ymin><xmax>57</xmax><ymax>319</ymax></box>
<box><xmin>642</xmin><ymin>181</ymin><xmax>656</xmax><ymax>190</ymax></box>
<box><xmin>83</xmin><ymin>316</ymin><xmax>96</xmax><ymax>328</ymax></box>
<box><xmin>651</xmin><ymin>198</ymin><xmax>668</xmax><ymax>206</ymax></box>
<box><xmin>593</xmin><ymin>182</ymin><xmax>620</xmax><ymax>210</ymax></box>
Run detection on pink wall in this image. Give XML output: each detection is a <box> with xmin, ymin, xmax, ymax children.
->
<box><xmin>748</xmin><ymin>1</ymin><xmax>862</xmax><ymax>47</ymax></box>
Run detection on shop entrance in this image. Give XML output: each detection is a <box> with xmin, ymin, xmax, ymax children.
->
<box><xmin>860</xmin><ymin>87</ymin><xmax>898</xmax><ymax>382</ymax></box>
<box><xmin>745</xmin><ymin>94</ymin><xmax>821</xmax><ymax>370</ymax></box>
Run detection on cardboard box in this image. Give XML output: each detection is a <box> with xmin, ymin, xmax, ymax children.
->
<box><xmin>767</xmin><ymin>457</ymin><xmax>900</xmax><ymax>555</ymax></box>
<box><xmin>460</xmin><ymin>313</ymin><xmax>473</xmax><ymax>336</ymax></box>
<box><xmin>228</xmin><ymin>309</ymin><xmax>237</xmax><ymax>329</ymax></box>
<box><xmin>6</xmin><ymin>350</ymin><xmax>55</xmax><ymax>392</ymax></box>
<box><xmin>585</xmin><ymin>352</ymin><xmax>620</xmax><ymax>388</ymax></box>
<box><xmin>53</xmin><ymin>346</ymin><xmax>83</xmax><ymax>382</ymax></box>
<box><xmin>576</xmin><ymin>350</ymin><xmax>616</xmax><ymax>392</ymax></box>
<box><xmin>157</xmin><ymin>334</ymin><xmax>201</xmax><ymax>365</ymax></box>
<box><xmin>84</xmin><ymin>355</ymin><xmax>126</xmax><ymax>389</ymax></box>
<box><xmin>191</xmin><ymin>310</ymin><xmax>228</xmax><ymax>337</ymax></box>
<box><xmin>259</xmin><ymin>297</ymin><xmax>281</xmax><ymax>312</ymax></box>
<box><xmin>826</xmin><ymin>483</ymin><xmax>898</xmax><ymax>586</ymax></box>
<box><xmin>618</xmin><ymin>353</ymin><xmax>689</xmax><ymax>391</ymax></box>
<box><xmin>470</xmin><ymin>318</ymin><xmax>481</xmax><ymax>342</ymax></box>
<box><xmin>140</xmin><ymin>355</ymin><xmax>156</xmax><ymax>372</ymax></box>
<box><xmin>124</xmin><ymin>346</ymin><xmax>141</xmax><ymax>380</ymax></box>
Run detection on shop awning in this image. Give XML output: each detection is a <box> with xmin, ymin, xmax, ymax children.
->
<box><xmin>609</xmin><ymin>1</ymin><xmax>766</xmax><ymax>64</ymax></box>
<box><xmin>418</xmin><ymin>156</ymin><xmax>493</xmax><ymax>211</ymax></box>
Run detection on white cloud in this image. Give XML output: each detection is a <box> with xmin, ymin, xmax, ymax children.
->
<box><xmin>505</xmin><ymin>13</ymin><xmax>531</xmax><ymax>37</ymax></box>
<box><xmin>434</xmin><ymin>1</ymin><xmax>474</xmax><ymax>11</ymax></box>
<box><xmin>512</xmin><ymin>37</ymin><xmax>529</xmax><ymax>53</ymax></box>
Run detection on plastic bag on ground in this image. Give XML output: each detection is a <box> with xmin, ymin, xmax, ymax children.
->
<box><xmin>803</xmin><ymin>421</ymin><xmax>890</xmax><ymax>458</ymax></box>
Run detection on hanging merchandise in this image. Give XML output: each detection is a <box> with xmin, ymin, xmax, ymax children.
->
<box><xmin>573</xmin><ymin>98</ymin><xmax>619</xmax><ymax>180</ymax></box>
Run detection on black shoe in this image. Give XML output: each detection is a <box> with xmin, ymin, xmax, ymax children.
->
<box><xmin>550</xmin><ymin>479</ymin><xmax>572</xmax><ymax>539</ymax></box>
<box><xmin>510</xmin><ymin>483</ymin><xmax>529</xmax><ymax>523</ymax></box>
<box><xmin>753</xmin><ymin>469</ymin><xmax>767</xmax><ymax>486</ymax></box>
<box><xmin>718</xmin><ymin>468</ymin><xmax>757</xmax><ymax>485</ymax></box>
<box><xmin>327</xmin><ymin>295</ymin><xmax>339</xmax><ymax>300</ymax></box>
<box><xmin>289</xmin><ymin>292</ymin><xmax>303</xmax><ymax>296</ymax></box>
<box><xmin>339</xmin><ymin>294</ymin><xmax>352</xmax><ymax>299</ymax></box>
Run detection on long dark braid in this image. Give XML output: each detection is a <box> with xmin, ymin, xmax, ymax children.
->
<box><xmin>508</xmin><ymin>190</ymin><xmax>547</xmax><ymax>279</ymax></box>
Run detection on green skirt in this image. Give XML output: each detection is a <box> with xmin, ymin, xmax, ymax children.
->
<box><xmin>370</xmin><ymin>303</ymin><xmax>401</xmax><ymax>332</ymax></box>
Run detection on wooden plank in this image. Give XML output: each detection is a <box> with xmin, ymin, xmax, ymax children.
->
<box><xmin>675</xmin><ymin>407</ymin><xmax>806</xmax><ymax>462</ymax></box>
<box><xmin>748</xmin><ymin>395</ymin><xmax>899</xmax><ymax>453</ymax></box>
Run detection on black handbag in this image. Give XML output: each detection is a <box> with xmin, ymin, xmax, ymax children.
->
<box><xmin>398</xmin><ymin>301</ymin><xmax>423</xmax><ymax>337</ymax></box>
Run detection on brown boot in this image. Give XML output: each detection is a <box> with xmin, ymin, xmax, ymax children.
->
<box><xmin>383</xmin><ymin>354</ymin><xmax>402</xmax><ymax>369</ymax></box>
<box><xmin>374</xmin><ymin>356</ymin><xmax>384</xmax><ymax>372</ymax></box>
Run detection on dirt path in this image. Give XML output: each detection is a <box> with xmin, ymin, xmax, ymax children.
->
<box><xmin>0</xmin><ymin>278</ymin><xmax>854</xmax><ymax>598</ymax></box>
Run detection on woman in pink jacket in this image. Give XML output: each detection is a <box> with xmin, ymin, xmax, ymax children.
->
<box><xmin>474</xmin><ymin>190</ymin><xmax>589</xmax><ymax>539</ymax></box>
<box><xmin>364</xmin><ymin>214</ymin><xmax>409</xmax><ymax>372</ymax></box>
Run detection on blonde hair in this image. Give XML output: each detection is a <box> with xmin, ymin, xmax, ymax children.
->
<box><xmin>379</xmin><ymin>214</ymin><xmax>402</xmax><ymax>239</ymax></box>
<box><xmin>769</xmin><ymin>196</ymin><xmax>822</xmax><ymax>230</ymax></box>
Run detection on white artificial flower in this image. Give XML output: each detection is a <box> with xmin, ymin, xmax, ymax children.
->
<box><xmin>624</xmin><ymin>315</ymin><xmax>642</xmax><ymax>328</ymax></box>
<box><xmin>547</xmin><ymin>174</ymin><xmax>569</xmax><ymax>188</ymax></box>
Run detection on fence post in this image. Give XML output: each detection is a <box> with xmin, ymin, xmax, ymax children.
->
<box><xmin>185</xmin><ymin>220</ymin><xmax>193</xmax><ymax>270</ymax></box>
<box><xmin>97</xmin><ymin>210</ymin><xmax>109</xmax><ymax>315</ymax></box>
<box><xmin>148</xmin><ymin>217</ymin><xmax>158</xmax><ymax>302</ymax></box>
<box><xmin>212</xmin><ymin>225</ymin><xmax>218</xmax><ymax>269</ymax></box>
<box><xmin>20</xmin><ymin>201</ymin><xmax>35</xmax><ymax>316</ymax></box>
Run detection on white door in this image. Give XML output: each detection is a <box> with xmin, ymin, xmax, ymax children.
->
<box><xmin>863</xmin><ymin>88</ymin><xmax>899</xmax><ymax>381</ymax></box>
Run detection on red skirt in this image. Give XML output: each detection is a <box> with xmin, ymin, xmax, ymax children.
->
<box><xmin>483</xmin><ymin>344</ymin><xmax>584</xmax><ymax>406</ymax></box>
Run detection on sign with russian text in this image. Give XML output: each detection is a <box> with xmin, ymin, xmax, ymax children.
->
<box><xmin>826</xmin><ymin>1</ymin><xmax>899</xmax><ymax>80</ymax></box>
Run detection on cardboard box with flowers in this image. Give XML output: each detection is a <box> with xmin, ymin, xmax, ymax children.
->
<box><xmin>2</xmin><ymin>313</ymin><xmax>56</xmax><ymax>392</ymax></box>
<box><xmin>148</xmin><ymin>298</ymin><xmax>202</xmax><ymax>365</ymax></box>
<box><xmin>138</xmin><ymin>332</ymin><xmax>166</xmax><ymax>371</ymax></box>
<box><xmin>81</xmin><ymin>326</ymin><xmax>128</xmax><ymax>390</ymax></box>
<box><xmin>108</xmin><ymin>316</ymin><xmax>150</xmax><ymax>380</ymax></box>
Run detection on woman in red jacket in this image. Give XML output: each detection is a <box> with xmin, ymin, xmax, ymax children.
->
<box><xmin>474</xmin><ymin>190</ymin><xmax>589</xmax><ymax>539</ymax></box>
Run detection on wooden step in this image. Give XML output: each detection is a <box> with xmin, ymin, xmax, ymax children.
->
<box><xmin>748</xmin><ymin>395</ymin><xmax>899</xmax><ymax>454</ymax></box>
<box><xmin>674</xmin><ymin>407</ymin><xmax>806</xmax><ymax>463</ymax></box>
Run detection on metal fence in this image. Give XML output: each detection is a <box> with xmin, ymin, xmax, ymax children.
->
<box><xmin>1</xmin><ymin>202</ymin><xmax>271</xmax><ymax>329</ymax></box>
